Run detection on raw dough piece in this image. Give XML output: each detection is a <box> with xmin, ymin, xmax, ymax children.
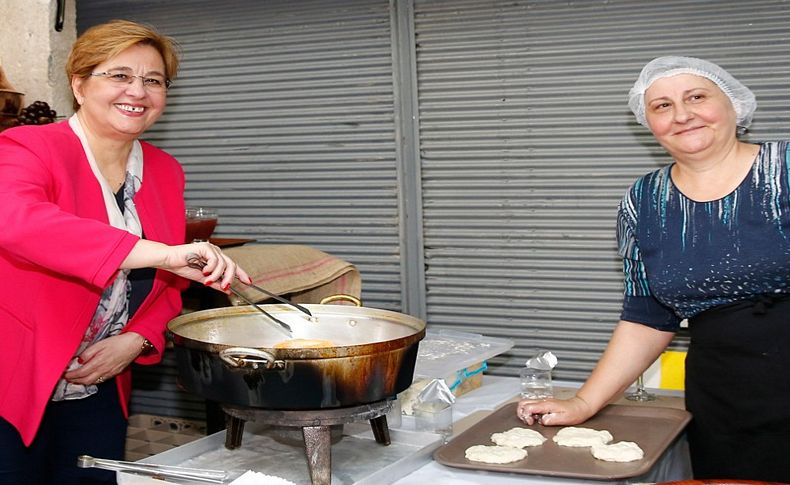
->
<box><xmin>552</xmin><ymin>427</ymin><xmax>613</xmax><ymax>447</ymax></box>
<box><xmin>464</xmin><ymin>444</ymin><xmax>527</xmax><ymax>464</ymax></box>
<box><xmin>490</xmin><ymin>427</ymin><xmax>547</xmax><ymax>448</ymax></box>
<box><xmin>591</xmin><ymin>441</ymin><xmax>644</xmax><ymax>462</ymax></box>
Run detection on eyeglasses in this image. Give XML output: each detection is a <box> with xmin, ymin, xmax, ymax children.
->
<box><xmin>90</xmin><ymin>70</ymin><xmax>171</xmax><ymax>91</ymax></box>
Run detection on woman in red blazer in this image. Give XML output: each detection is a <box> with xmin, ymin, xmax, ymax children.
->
<box><xmin>0</xmin><ymin>20</ymin><xmax>250</xmax><ymax>484</ymax></box>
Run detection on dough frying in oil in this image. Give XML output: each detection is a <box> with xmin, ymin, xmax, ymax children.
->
<box><xmin>273</xmin><ymin>338</ymin><xmax>335</xmax><ymax>349</ymax></box>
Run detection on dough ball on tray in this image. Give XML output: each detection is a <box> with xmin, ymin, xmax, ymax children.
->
<box><xmin>464</xmin><ymin>444</ymin><xmax>527</xmax><ymax>464</ymax></box>
<box><xmin>591</xmin><ymin>441</ymin><xmax>644</xmax><ymax>462</ymax></box>
<box><xmin>552</xmin><ymin>427</ymin><xmax>613</xmax><ymax>447</ymax></box>
<box><xmin>490</xmin><ymin>427</ymin><xmax>547</xmax><ymax>448</ymax></box>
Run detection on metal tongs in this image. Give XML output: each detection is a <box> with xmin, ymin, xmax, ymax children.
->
<box><xmin>186</xmin><ymin>254</ymin><xmax>313</xmax><ymax>336</ymax></box>
<box><xmin>77</xmin><ymin>455</ymin><xmax>228</xmax><ymax>483</ymax></box>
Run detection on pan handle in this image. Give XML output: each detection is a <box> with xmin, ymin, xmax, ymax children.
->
<box><xmin>320</xmin><ymin>294</ymin><xmax>362</xmax><ymax>307</ymax></box>
<box><xmin>219</xmin><ymin>347</ymin><xmax>284</xmax><ymax>370</ymax></box>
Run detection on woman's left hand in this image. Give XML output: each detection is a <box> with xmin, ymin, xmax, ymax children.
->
<box><xmin>63</xmin><ymin>332</ymin><xmax>145</xmax><ymax>386</ymax></box>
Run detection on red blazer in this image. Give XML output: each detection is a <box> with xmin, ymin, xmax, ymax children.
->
<box><xmin>0</xmin><ymin>121</ymin><xmax>187</xmax><ymax>445</ymax></box>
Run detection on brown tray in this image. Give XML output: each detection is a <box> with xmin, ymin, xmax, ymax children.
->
<box><xmin>434</xmin><ymin>402</ymin><xmax>691</xmax><ymax>481</ymax></box>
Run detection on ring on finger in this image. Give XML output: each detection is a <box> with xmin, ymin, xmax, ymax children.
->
<box><xmin>96</xmin><ymin>376</ymin><xmax>105</xmax><ymax>384</ymax></box>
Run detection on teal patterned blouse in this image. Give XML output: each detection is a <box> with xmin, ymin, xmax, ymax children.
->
<box><xmin>617</xmin><ymin>141</ymin><xmax>790</xmax><ymax>331</ymax></box>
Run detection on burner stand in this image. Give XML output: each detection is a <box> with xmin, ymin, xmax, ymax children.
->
<box><xmin>222</xmin><ymin>400</ymin><xmax>393</xmax><ymax>485</ymax></box>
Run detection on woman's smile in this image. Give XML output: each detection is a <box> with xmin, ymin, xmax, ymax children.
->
<box><xmin>116</xmin><ymin>103</ymin><xmax>145</xmax><ymax>114</ymax></box>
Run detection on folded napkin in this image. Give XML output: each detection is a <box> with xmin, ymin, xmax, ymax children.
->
<box><xmin>224</xmin><ymin>244</ymin><xmax>361</xmax><ymax>305</ymax></box>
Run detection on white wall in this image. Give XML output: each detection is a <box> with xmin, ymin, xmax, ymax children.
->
<box><xmin>0</xmin><ymin>0</ymin><xmax>76</xmax><ymax>118</ymax></box>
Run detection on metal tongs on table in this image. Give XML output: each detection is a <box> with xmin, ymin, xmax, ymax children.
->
<box><xmin>77</xmin><ymin>455</ymin><xmax>228</xmax><ymax>483</ymax></box>
<box><xmin>186</xmin><ymin>254</ymin><xmax>313</xmax><ymax>337</ymax></box>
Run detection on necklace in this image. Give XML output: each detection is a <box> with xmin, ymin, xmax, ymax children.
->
<box><xmin>94</xmin><ymin>152</ymin><xmax>129</xmax><ymax>193</ymax></box>
<box><xmin>100</xmin><ymin>163</ymin><xmax>127</xmax><ymax>191</ymax></box>
<box><xmin>106</xmin><ymin>175</ymin><xmax>125</xmax><ymax>192</ymax></box>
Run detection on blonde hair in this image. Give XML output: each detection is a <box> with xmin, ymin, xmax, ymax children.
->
<box><xmin>66</xmin><ymin>19</ymin><xmax>181</xmax><ymax>111</ymax></box>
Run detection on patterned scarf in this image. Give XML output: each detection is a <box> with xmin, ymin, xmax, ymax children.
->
<box><xmin>52</xmin><ymin>115</ymin><xmax>143</xmax><ymax>401</ymax></box>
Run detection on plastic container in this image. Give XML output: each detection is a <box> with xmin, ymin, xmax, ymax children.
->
<box><xmin>413</xmin><ymin>401</ymin><xmax>453</xmax><ymax>442</ymax></box>
<box><xmin>413</xmin><ymin>329</ymin><xmax>514</xmax><ymax>395</ymax></box>
<box><xmin>386</xmin><ymin>397</ymin><xmax>403</xmax><ymax>428</ymax></box>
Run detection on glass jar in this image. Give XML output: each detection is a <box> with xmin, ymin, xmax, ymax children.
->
<box><xmin>519</xmin><ymin>366</ymin><xmax>553</xmax><ymax>400</ymax></box>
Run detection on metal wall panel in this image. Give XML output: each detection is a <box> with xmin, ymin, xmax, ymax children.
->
<box><xmin>413</xmin><ymin>0</ymin><xmax>790</xmax><ymax>380</ymax></box>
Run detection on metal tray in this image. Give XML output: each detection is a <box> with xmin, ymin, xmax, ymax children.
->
<box><xmin>434</xmin><ymin>402</ymin><xmax>691</xmax><ymax>481</ymax></box>
<box><xmin>117</xmin><ymin>422</ymin><xmax>442</xmax><ymax>485</ymax></box>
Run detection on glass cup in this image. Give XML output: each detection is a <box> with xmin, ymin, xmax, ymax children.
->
<box><xmin>185</xmin><ymin>207</ymin><xmax>218</xmax><ymax>242</ymax></box>
<box><xmin>625</xmin><ymin>374</ymin><xmax>656</xmax><ymax>402</ymax></box>
<box><xmin>519</xmin><ymin>367</ymin><xmax>553</xmax><ymax>400</ymax></box>
<box><xmin>413</xmin><ymin>401</ymin><xmax>453</xmax><ymax>443</ymax></box>
<box><xmin>386</xmin><ymin>397</ymin><xmax>402</xmax><ymax>429</ymax></box>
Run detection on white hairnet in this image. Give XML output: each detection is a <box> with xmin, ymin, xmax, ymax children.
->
<box><xmin>628</xmin><ymin>56</ymin><xmax>756</xmax><ymax>128</ymax></box>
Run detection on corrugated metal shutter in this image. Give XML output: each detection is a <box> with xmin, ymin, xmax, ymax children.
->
<box><xmin>79</xmin><ymin>0</ymin><xmax>401</xmax><ymax>308</ymax></box>
<box><xmin>413</xmin><ymin>0</ymin><xmax>790</xmax><ymax>381</ymax></box>
<box><xmin>75</xmin><ymin>0</ymin><xmax>790</xmax><ymax>420</ymax></box>
<box><xmin>77</xmin><ymin>0</ymin><xmax>399</xmax><ymax>418</ymax></box>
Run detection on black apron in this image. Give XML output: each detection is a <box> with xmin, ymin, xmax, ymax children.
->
<box><xmin>686</xmin><ymin>294</ymin><xmax>790</xmax><ymax>481</ymax></box>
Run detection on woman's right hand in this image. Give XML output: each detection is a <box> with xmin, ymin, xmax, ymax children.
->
<box><xmin>516</xmin><ymin>322</ymin><xmax>674</xmax><ymax>427</ymax></box>
<box><xmin>123</xmin><ymin>239</ymin><xmax>251</xmax><ymax>293</ymax></box>
<box><xmin>516</xmin><ymin>395</ymin><xmax>595</xmax><ymax>426</ymax></box>
<box><xmin>163</xmin><ymin>241</ymin><xmax>251</xmax><ymax>292</ymax></box>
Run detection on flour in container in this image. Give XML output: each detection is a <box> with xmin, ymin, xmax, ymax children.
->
<box><xmin>417</xmin><ymin>338</ymin><xmax>483</xmax><ymax>361</ymax></box>
<box><xmin>229</xmin><ymin>470</ymin><xmax>297</xmax><ymax>485</ymax></box>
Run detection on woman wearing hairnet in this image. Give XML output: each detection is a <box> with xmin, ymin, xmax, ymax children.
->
<box><xmin>517</xmin><ymin>56</ymin><xmax>790</xmax><ymax>481</ymax></box>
